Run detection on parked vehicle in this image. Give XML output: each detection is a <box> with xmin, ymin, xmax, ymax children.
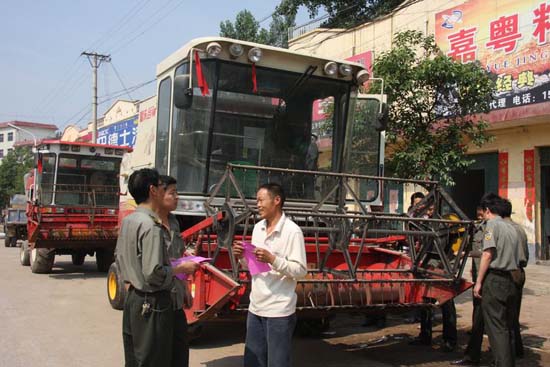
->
<box><xmin>4</xmin><ymin>194</ymin><xmax>27</xmax><ymax>247</ymax></box>
<box><xmin>106</xmin><ymin>38</ymin><xmax>473</xmax><ymax>338</ymax></box>
<box><xmin>20</xmin><ymin>140</ymin><xmax>131</xmax><ymax>272</ymax></box>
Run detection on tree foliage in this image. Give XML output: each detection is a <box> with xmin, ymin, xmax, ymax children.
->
<box><xmin>276</xmin><ymin>0</ymin><xmax>406</xmax><ymax>28</ymax></box>
<box><xmin>372</xmin><ymin>30</ymin><xmax>495</xmax><ymax>186</ymax></box>
<box><xmin>0</xmin><ymin>147</ymin><xmax>34</xmax><ymax>208</ymax></box>
<box><xmin>219</xmin><ymin>10</ymin><xmax>296</xmax><ymax>48</ymax></box>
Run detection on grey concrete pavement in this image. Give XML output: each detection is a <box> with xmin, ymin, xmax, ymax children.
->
<box><xmin>0</xmin><ymin>246</ymin><xmax>389</xmax><ymax>367</ymax></box>
<box><xmin>2</xmin><ymin>243</ymin><xmax>549</xmax><ymax>367</ymax></box>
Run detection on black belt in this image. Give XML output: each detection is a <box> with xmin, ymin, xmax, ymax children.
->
<box><xmin>129</xmin><ymin>286</ymin><xmax>170</xmax><ymax>297</ymax></box>
<box><xmin>488</xmin><ymin>269</ymin><xmax>512</xmax><ymax>276</ymax></box>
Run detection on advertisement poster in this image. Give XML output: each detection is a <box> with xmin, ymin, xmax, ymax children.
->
<box><xmin>97</xmin><ymin>115</ymin><xmax>138</xmax><ymax>147</ymax></box>
<box><xmin>435</xmin><ymin>0</ymin><xmax>550</xmax><ymax>114</ymax></box>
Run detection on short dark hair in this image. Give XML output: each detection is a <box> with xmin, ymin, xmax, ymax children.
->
<box><xmin>128</xmin><ymin>168</ymin><xmax>160</xmax><ymax>205</ymax></box>
<box><xmin>258</xmin><ymin>183</ymin><xmax>286</xmax><ymax>207</ymax></box>
<box><xmin>480</xmin><ymin>192</ymin><xmax>504</xmax><ymax>216</ymax></box>
<box><xmin>410</xmin><ymin>192</ymin><xmax>425</xmax><ymax>206</ymax></box>
<box><xmin>159</xmin><ymin>175</ymin><xmax>177</xmax><ymax>188</ymax></box>
<box><xmin>500</xmin><ymin>198</ymin><xmax>512</xmax><ymax>218</ymax></box>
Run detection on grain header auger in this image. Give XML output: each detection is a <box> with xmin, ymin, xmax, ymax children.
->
<box><xmin>180</xmin><ymin>163</ymin><xmax>474</xmax><ymax>327</ymax></box>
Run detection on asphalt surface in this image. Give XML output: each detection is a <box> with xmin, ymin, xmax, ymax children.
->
<box><xmin>1</xmin><ymin>242</ymin><xmax>549</xmax><ymax>367</ymax></box>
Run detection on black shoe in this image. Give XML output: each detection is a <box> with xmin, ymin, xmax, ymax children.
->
<box><xmin>409</xmin><ymin>337</ymin><xmax>431</xmax><ymax>346</ymax></box>
<box><xmin>450</xmin><ymin>358</ymin><xmax>479</xmax><ymax>366</ymax></box>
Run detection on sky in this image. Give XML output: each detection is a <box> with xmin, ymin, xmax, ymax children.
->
<box><xmin>1</xmin><ymin>0</ymin><xmax>314</xmax><ymax>131</ymax></box>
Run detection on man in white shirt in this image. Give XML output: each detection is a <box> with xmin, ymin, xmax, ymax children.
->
<box><xmin>233</xmin><ymin>183</ymin><xmax>307</xmax><ymax>367</ymax></box>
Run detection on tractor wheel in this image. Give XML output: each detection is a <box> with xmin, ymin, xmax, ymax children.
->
<box><xmin>4</xmin><ymin>236</ymin><xmax>11</xmax><ymax>247</ymax></box>
<box><xmin>30</xmin><ymin>248</ymin><xmax>55</xmax><ymax>274</ymax></box>
<box><xmin>96</xmin><ymin>249</ymin><xmax>114</xmax><ymax>273</ymax></box>
<box><xmin>20</xmin><ymin>241</ymin><xmax>30</xmax><ymax>266</ymax></box>
<box><xmin>107</xmin><ymin>262</ymin><xmax>127</xmax><ymax>310</ymax></box>
<box><xmin>71</xmin><ymin>252</ymin><xmax>86</xmax><ymax>266</ymax></box>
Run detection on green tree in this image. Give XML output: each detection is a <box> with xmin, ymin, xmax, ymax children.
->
<box><xmin>219</xmin><ymin>10</ymin><xmax>295</xmax><ymax>48</ymax></box>
<box><xmin>0</xmin><ymin>147</ymin><xmax>34</xmax><ymax>208</ymax></box>
<box><xmin>372</xmin><ymin>30</ymin><xmax>495</xmax><ymax>186</ymax></box>
<box><xmin>276</xmin><ymin>0</ymin><xmax>406</xmax><ymax>28</ymax></box>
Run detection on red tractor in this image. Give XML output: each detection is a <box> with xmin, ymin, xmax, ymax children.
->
<box><xmin>20</xmin><ymin>140</ymin><xmax>131</xmax><ymax>273</ymax></box>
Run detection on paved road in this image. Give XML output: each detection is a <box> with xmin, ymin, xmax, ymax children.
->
<box><xmin>1</xmin><ymin>244</ymin><xmax>549</xmax><ymax>367</ymax></box>
<box><xmin>0</xmin><ymin>245</ymin><xmax>389</xmax><ymax>367</ymax></box>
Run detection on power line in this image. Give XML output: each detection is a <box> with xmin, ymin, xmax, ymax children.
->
<box><xmin>110</xmin><ymin>0</ymin><xmax>185</xmax><ymax>55</ymax></box>
<box><xmin>110</xmin><ymin>63</ymin><xmax>133</xmax><ymax>100</ymax></box>
<box><xmin>86</xmin><ymin>0</ymin><xmax>153</xmax><ymax>52</ymax></box>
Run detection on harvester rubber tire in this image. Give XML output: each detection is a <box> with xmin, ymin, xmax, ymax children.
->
<box><xmin>71</xmin><ymin>253</ymin><xmax>86</xmax><ymax>266</ymax></box>
<box><xmin>30</xmin><ymin>248</ymin><xmax>55</xmax><ymax>274</ymax></box>
<box><xmin>107</xmin><ymin>262</ymin><xmax>127</xmax><ymax>310</ymax></box>
<box><xmin>20</xmin><ymin>241</ymin><xmax>30</xmax><ymax>266</ymax></box>
<box><xmin>96</xmin><ymin>249</ymin><xmax>114</xmax><ymax>273</ymax></box>
<box><xmin>4</xmin><ymin>236</ymin><xmax>11</xmax><ymax>247</ymax></box>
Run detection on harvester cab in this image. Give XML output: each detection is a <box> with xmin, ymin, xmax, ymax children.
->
<box><xmin>107</xmin><ymin>38</ymin><xmax>473</xmax><ymax>336</ymax></box>
<box><xmin>21</xmin><ymin>140</ymin><xmax>131</xmax><ymax>273</ymax></box>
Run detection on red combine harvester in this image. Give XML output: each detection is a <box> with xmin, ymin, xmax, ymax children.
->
<box><xmin>20</xmin><ymin>140</ymin><xmax>131</xmax><ymax>273</ymax></box>
<box><xmin>106</xmin><ymin>37</ymin><xmax>473</xmax><ymax>337</ymax></box>
<box><xmin>178</xmin><ymin>165</ymin><xmax>472</xmax><ymax>334</ymax></box>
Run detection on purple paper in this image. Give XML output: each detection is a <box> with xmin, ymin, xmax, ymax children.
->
<box><xmin>171</xmin><ymin>256</ymin><xmax>211</xmax><ymax>280</ymax></box>
<box><xmin>242</xmin><ymin>241</ymin><xmax>272</xmax><ymax>276</ymax></box>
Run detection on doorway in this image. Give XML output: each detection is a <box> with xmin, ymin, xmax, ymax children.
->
<box><xmin>448</xmin><ymin>153</ymin><xmax>499</xmax><ymax>219</ymax></box>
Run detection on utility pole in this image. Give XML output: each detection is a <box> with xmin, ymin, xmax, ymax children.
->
<box><xmin>81</xmin><ymin>52</ymin><xmax>111</xmax><ymax>143</ymax></box>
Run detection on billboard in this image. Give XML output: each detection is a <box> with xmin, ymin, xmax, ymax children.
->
<box><xmin>435</xmin><ymin>0</ymin><xmax>550</xmax><ymax>115</ymax></box>
<box><xmin>97</xmin><ymin>115</ymin><xmax>138</xmax><ymax>147</ymax></box>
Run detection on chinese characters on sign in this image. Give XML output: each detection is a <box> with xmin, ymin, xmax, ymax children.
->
<box><xmin>436</xmin><ymin>1</ymin><xmax>550</xmax><ymax>112</ymax></box>
<box><xmin>97</xmin><ymin>116</ymin><xmax>138</xmax><ymax>147</ymax></box>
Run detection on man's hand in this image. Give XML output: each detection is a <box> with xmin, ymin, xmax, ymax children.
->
<box><xmin>255</xmin><ymin>247</ymin><xmax>275</xmax><ymax>264</ymax></box>
<box><xmin>174</xmin><ymin>261</ymin><xmax>199</xmax><ymax>275</ymax></box>
<box><xmin>232</xmin><ymin>242</ymin><xmax>244</xmax><ymax>259</ymax></box>
<box><xmin>473</xmin><ymin>282</ymin><xmax>482</xmax><ymax>299</ymax></box>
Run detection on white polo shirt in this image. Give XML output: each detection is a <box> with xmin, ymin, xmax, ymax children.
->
<box><xmin>247</xmin><ymin>213</ymin><xmax>307</xmax><ymax>317</ymax></box>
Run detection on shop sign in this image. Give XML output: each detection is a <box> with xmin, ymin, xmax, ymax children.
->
<box><xmin>435</xmin><ymin>1</ymin><xmax>550</xmax><ymax>112</ymax></box>
<box><xmin>97</xmin><ymin>115</ymin><xmax>138</xmax><ymax>147</ymax></box>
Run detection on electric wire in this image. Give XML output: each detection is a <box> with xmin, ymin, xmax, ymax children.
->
<box><xmin>109</xmin><ymin>0</ymin><xmax>186</xmax><ymax>55</ymax></box>
<box><xmin>110</xmin><ymin>63</ymin><xmax>133</xmax><ymax>101</ymax></box>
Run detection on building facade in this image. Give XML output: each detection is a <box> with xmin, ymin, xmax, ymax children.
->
<box><xmin>289</xmin><ymin>0</ymin><xmax>550</xmax><ymax>260</ymax></box>
<box><xmin>0</xmin><ymin>120</ymin><xmax>58</xmax><ymax>160</ymax></box>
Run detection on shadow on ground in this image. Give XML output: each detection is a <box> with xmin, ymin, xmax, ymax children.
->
<box><xmin>47</xmin><ymin>260</ymin><xmax>107</xmax><ymax>279</ymax></box>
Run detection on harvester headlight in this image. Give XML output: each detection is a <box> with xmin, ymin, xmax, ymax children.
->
<box><xmin>356</xmin><ymin>69</ymin><xmax>370</xmax><ymax>85</ymax></box>
<box><xmin>323</xmin><ymin>62</ymin><xmax>338</xmax><ymax>76</ymax></box>
<box><xmin>248</xmin><ymin>47</ymin><xmax>262</xmax><ymax>63</ymax></box>
<box><xmin>206</xmin><ymin>42</ymin><xmax>222</xmax><ymax>57</ymax></box>
<box><xmin>339</xmin><ymin>64</ymin><xmax>353</xmax><ymax>76</ymax></box>
<box><xmin>229</xmin><ymin>43</ymin><xmax>244</xmax><ymax>58</ymax></box>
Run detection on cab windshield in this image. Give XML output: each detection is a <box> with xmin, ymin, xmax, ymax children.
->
<box><xmin>163</xmin><ymin>59</ymin><xmax>352</xmax><ymax>199</ymax></box>
<box><xmin>39</xmin><ymin>153</ymin><xmax>120</xmax><ymax>207</ymax></box>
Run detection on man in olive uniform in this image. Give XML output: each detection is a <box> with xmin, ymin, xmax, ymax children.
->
<box><xmin>474</xmin><ymin>194</ymin><xmax>521</xmax><ymax>367</ymax></box>
<box><xmin>501</xmin><ymin>199</ymin><xmax>529</xmax><ymax>358</ymax></box>
<box><xmin>116</xmin><ymin>168</ymin><xmax>194</xmax><ymax>367</ymax></box>
<box><xmin>453</xmin><ymin>207</ymin><xmax>486</xmax><ymax>366</ymax></box>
